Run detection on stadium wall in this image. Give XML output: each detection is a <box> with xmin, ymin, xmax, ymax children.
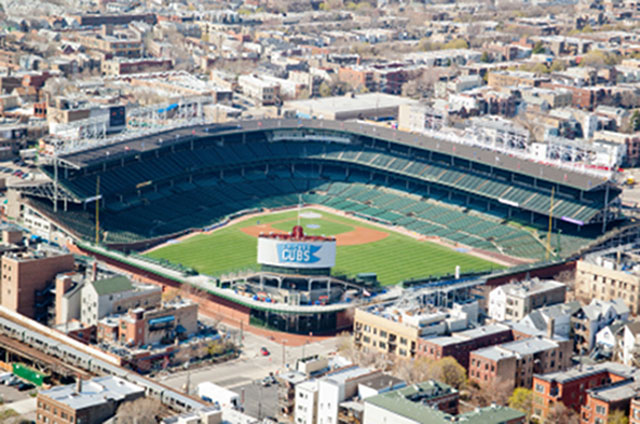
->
<box><xmin>70</xmin><ymin>243</ymin><xmax>252</xmax><ymax>326</ymax></box>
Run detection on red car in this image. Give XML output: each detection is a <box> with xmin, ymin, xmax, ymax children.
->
<box><xmin>260</xmin><ymin>347</ymin><xmax>270</xmax><ymax>356</ymax></box>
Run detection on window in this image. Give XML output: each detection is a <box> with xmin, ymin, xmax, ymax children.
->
<box><xmin>535</xmin><ymin>383</ymin><xmax>545</xmax><ymax>394</ymax></box>
<box><xmin>400</xmin><ymin>337</ymin><xmax>407</xmax><ymax>345</ymax></box>
<box><xmin>596</xmin><ymin>405</ymin><xmax>606</xmax><ymax>415</ymax></box>
<box><xmin>380</xmin><ymin>331</ymin><xmax>388</xmax><ymax>338</ymax></box>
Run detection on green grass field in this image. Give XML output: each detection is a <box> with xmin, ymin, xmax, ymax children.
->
<box><xmin>146</xmin><ymin>208</ymin><xmax>502</xmax><ymax>286</ymax></box>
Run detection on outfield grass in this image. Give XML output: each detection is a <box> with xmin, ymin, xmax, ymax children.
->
<box><xmin>146</xmin><ymin>208</ymin><xmax>502</xmax><ymax>286</ymax></box>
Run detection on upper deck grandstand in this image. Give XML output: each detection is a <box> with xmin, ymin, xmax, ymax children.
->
<box><xmin>12</xmin><ymin>119</ymin><xmax>623</xmax><ymax>261</ymax></box>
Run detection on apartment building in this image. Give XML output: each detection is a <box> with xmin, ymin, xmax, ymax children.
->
<box><xmin>37</xmin><ymin>376</ymin><xmax>144</xmax><ymax>424</ymax></box>
<box><xmin>531</xmin><ymin>362</ymin><xmax>637</xmax><ymax>423</ymax></box>
<box><xmin>488</xmin><ymin>278</ymin><xmax>566</xmax><ymax>322</ymax></box>
<box><xmin>79</xmin><ymin>276</ymin><xmax>162</xmax><ymax>326</ymax></box>
<box><xmin>575</xmin><ymin>246</ymin><xmax>640</xmax><ymax>314</ymax></box>
<box><xmin>469</xmin><ymin>335</ymin><xmax>572</xmax><ymax>390</ymax></box>
<box><xmin>417</xmin><ymin>323</ymin><xmax>513</xmax><ymax>368</ymax></box>
<box><xmin>294</xmin><ymin>365</ymin><xmax>383</xmax><ymax>424</ymax></box>
<box><xmin>354</xmin><ymin>300</ymin><xmax>479</xmax><ymax>358</ymax></box>
<box><xmin>71</xmin><ymin>27</ymin><xmax>143</xmax><ymax>58</ymax></box>
<box><xmin>1</xmin><ymin>250</ymin><xmax>74</xmax><ymax>319</ymax></box>
<box><xmin>238</xmin><ymin>74</ymin><xmax>278</xmax><ymax>106</ymax></box>
<box><xmin>487</xmin><ymin>70</ymin><xmax>549</xmax><ymax>89</ymax></box>
<box><xmin>101</xmin><ymin>58</ymin><xmax>172</xmax><ymax>76</ymax></box>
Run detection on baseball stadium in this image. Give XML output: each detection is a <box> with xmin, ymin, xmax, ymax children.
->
<box><xmin>7</xmin><ymin>119</ymin><xmax>630</xmax><ymax>334</ymax></box>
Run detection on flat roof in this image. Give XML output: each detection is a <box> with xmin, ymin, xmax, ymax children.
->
<box><xmin>39</xmin><ymin>376</ymin><xmax>144</xmax><ymax>411</ymax></box>
<box><xmin>285</xmin><ymin>93</ymin><xmax>418</xmax><ymax>115</ymax></box>
<box><xmin>500</xmin><ymin>337</ymin><xmax>557</xmax><ymax>355</ymax></box>
<box><xmin>472</xmin><ymin>346</ymin><xmax>516</xmax><ymax>362</ymax></box>
<box><xmin>535</xmin><ymin>362</ymin><xmax>634</xmax><ymax>384</ymax></box>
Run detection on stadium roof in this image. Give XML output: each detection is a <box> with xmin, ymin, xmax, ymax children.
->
<box><xmin>56</xmin><ymin>119</ymin><xmax>611</xmax><ymax>191</ymax></box>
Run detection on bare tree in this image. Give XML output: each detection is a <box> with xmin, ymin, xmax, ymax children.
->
<box><xmin>467</xmin><ymin>379</ymin><xmax>512</xmax><ymax>407</ymax></box>
<box><xmin>546</xmin><ymin>402</ymin><xmax>580</xmax><ymax>424</ymax></box>
<box><xmin>115</xmin><ymin>397</ymin><xmax>163</xmax><ymax>424</ymax></box>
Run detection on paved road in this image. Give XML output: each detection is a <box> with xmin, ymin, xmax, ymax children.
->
<box><xmin>155</xmin><ymin>320</ymin><xmax>339</xmax><ymax>395</ymax></box>
<box><xmin>231</xmin><ymin>382</ymin><xmax>278</xmax><ymax>420</ymax></box>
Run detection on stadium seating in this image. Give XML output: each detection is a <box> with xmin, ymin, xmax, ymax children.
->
<box><xmin>35</xmin><ymin>136</ymin><xmax>609</xmax><ymax>260</ymax></box>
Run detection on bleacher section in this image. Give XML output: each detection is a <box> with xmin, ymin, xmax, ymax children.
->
<box><xmin>30</xmin><ymin>168</ymin><xmax>598</xmax><ymax>259</ymax></box>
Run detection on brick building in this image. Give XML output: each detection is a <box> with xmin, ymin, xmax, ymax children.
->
<box><xmin>1</xmin><ymin>251</ymin><xmax>74</xmax><ymax>319</ymax></box>
<box><xmin>576</xmin><ymin>247</ymin><xmax>640</xmax><ymax>314</ymax></box>
<box><xmin>37</xmin><ymin>376</ymin><xmax>144</xmax><ymax>424</ymax></box>
<box><xmin>469</xmin><ymin>335</ymin><xmax>572</xmax><ymax>390</ymax></box>
<box><xmin>531</xmin><ymin>362</ymin><xmax>637</xmax><ymax>423</ymax></box>
<box><xmin>417</xmin><ymin>324</ymin><xmax>513</xmax><ymax>368</ymax></box>
<box><xmin>98</xmin><ymin>298</ymin><xmax>198</xmax><ymax>347</ymax></box>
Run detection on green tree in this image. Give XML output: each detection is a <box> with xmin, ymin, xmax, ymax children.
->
<box><xmin>549</xmin><ymin>60</ymin><xmax>566</xmax><ymax>72</ymax></box>
<box><xmin>608</xmin><ymin>409</ymin><xmax>629</xmax><ymax>424</ymax></box>
<box><xmin>532</xmin><ymin>41</ymin><xmax>545</xmax><ymax>54</ymax></box>
<box><xmin>632</xmin><ymin>110</ymin><xmax>640</xmax><ymax>132</ymax></box>
<box><xmin>443</xmin><ymin>38</ymin><xmax>469</xmax><ymax>50</ymax></box>
<box><xmin>480</xmin><ymin>51</ymin><xmax>491</xmax><ymax>63</ymax></box>
<box><xmin>318</xmin><ymin>82</ymin><xmax>332</xmax><ymax>97</ymax></box>
<box><xmin>508</xmin><ymin>388</ymin><xmax>532</xmax><ymax>419</ymax></box>
<box><xmin>581</xmin><ymin>50</ymin><xmax>621</xmax><ymax>67</ymax></box>
<box><xmin>531</xmin><ymin>63</ymin><xmax>549</xmax><ymax>74</ymax></box>
<box><xmin>208</xmin><ymin>341</ymin><xmax>226</xmax><ymax>356</ymax></box>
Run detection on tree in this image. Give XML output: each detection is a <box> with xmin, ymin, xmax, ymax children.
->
<box><xmin>208</xmin><ymin>340</ymin><xmax>227</xmax><ymax>357</ymax></box>
<box><xmin>549</xmin><ymin>60</ymin><xmax>566</xmax><ymax>72</ymax></box>
<box><xmin>532</xmin><ymin>41</ymin><xmax>545</xmax><ymax>54</ymax></box>
<box><xmin>318</xmin><ymin>82</ymin><xmax>332</xmax><ymax>97</ymax></box>
<box><xmin>480</xmin><ymin>51</ymin><xmax>491</xmax><ymax>63</ymax></box>
<box><xmin>632</xmin><ymin>110</ymin><xmax>640</xmax><ymax>132</ymax></box>
<box><xmin>467</xmin><ymin>379</ymin><xmax>513</xmax><ymax>407</ymax></box>
<box><xmin>394</xmin><ymin>356</ymin><xmax>433</xmax><ymax>384</ymax></box>
<box><xmin>546</xmin><ymin>402</ymin><xmax>579</xmax><ymax>424</ymax></box>
<box><xmin>115</xmin><ymin>397</ymin><xmax>163</xmax><ymax>424</ymax></box>
<box><xmin>608</xmin><ymin>409</ymin><xmax>629</xmax><ymax>424</ymax></box>
<box><xmin>427</xmin><ymin>357</ymin><xmax>467</xmax><ymax>390</ymax></box>
<box><xmin>443</xmin><ymin>38</ymin><xmax>469</xmax><ymax>50</ymax></box>
<box><xmin>580</xmin><ymin>50</ymin><xmax>620</xmax><ymax>68</ymax></box>
<box><xmin>508</xmin><ymin>388</ymin><xmax>532</xmax><ymax>420</ymax></box>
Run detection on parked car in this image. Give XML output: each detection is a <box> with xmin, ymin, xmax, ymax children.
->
<box><xmin>6</xmin><ymin>377</ymin><xmax>20</xmax><ymax>386</ymax></box>
<box><xmin>260</xmin><ymin>347</ymin><xmax>270</xmax><ymax>356</ymax></box>
<box><xmin>261</xmin><ymin>375</ymin><xmax>276</xmax><ymax>387</ymax></box>
<box><xmin>17</xmin><ymin>382</ymin><xmax>34</xmax><ymax>391</ymax></box>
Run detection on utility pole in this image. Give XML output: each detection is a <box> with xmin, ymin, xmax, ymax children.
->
<box><xmin>95</xmin><ymin>176</ymin><xmax>100</xmax><ymax>245</ymax></box>
<box><xmin>282</xmin><ymin>339</ymin><xmax>287</xmax><ymax>367</ymax></box>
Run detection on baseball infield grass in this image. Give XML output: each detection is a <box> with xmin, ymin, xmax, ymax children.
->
<box><xmin>145</xmin><ymin>208</ymin><xmax>502</xmax><ymax>286</ymax></box>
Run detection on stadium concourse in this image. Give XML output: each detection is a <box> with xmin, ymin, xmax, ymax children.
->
<box><xmin>10</xmin><ymin>119</ymin><xmax>621</xmax><ymax>264</ymax></box>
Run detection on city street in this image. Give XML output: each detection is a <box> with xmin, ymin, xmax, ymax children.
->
<box><xmin>155</xmin><ymin>320</ymin><xmax>339</xmax><ymax>396</ymax></box>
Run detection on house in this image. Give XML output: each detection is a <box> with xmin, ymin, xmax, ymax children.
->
<box><xmin>573</xmin><ymin>298</ymin><xmax>630</xmax><ymax>354</ymax></box>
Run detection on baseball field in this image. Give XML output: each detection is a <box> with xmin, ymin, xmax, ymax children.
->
<box><xmin>145</xmin><ymin>207</ymin><xmax>502</xmax><ymax>286</ymax></box>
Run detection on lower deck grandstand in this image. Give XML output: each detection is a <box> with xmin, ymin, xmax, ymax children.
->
<box><xmin>28</xmin><ymin>166</ymin><xmax>602</xmax><ymax>261</ymax></box>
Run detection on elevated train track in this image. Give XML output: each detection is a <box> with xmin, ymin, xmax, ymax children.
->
<box><xmin>0</xmin><ymin>306</ymin><xmax>207</xmax><ymax>413</ymax></box>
